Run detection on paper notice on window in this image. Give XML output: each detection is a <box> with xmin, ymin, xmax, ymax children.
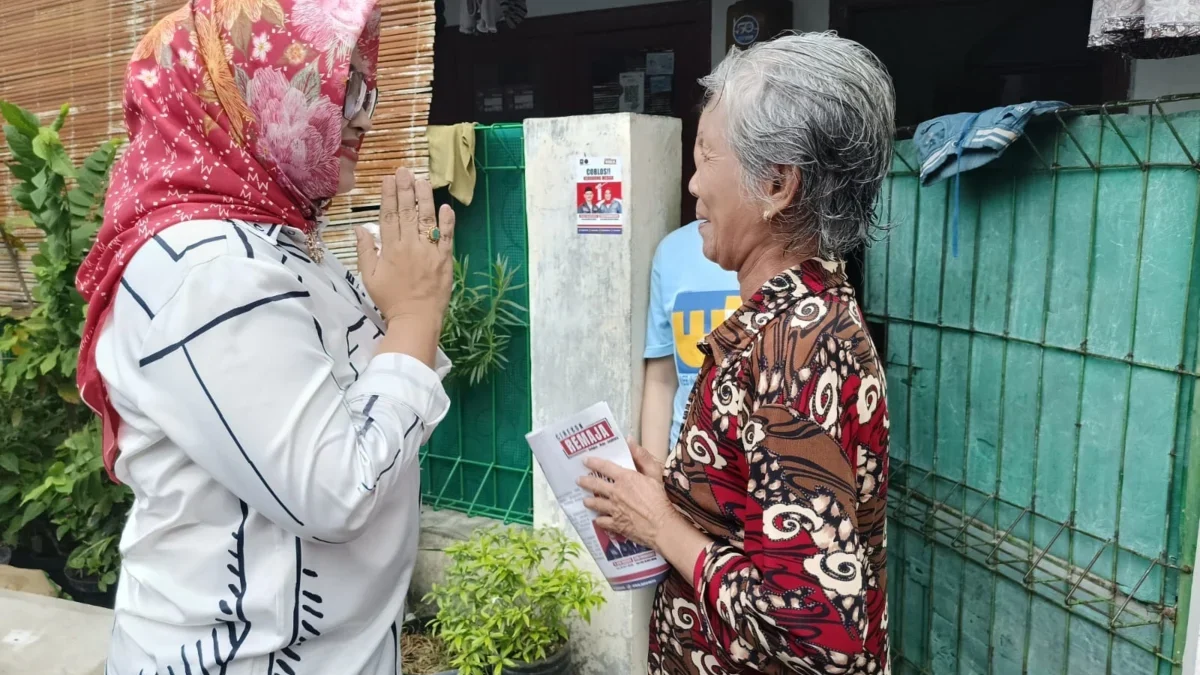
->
<box><xmin>618</xmin><ymin>72</ymin><xmax>645</xmax><ymax>113</ymax></box>
<box><xmin>526</xmin><ymin>402</ymin><xmax>672</xmax><ymax>591</ymax></box>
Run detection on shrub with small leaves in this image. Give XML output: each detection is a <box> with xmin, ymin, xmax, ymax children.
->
<box><xmin>425</xmin><ymin>526</ymin><xmax>606</xmax><ymax>675</ymax></box>
<box><xmin>21</xmin><ymin>420</ymin><xmax>126</xmax><ymax>589</ymax></box>
<box><xmin>0</xmin><ymin>100</ymin><xmax>129</xmax><ymax>588</ymax></box>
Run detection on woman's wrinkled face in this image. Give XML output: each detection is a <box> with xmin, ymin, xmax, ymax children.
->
<box><xmin>337</xmin><ymin>46</ymin><xmax>373</xmax><ymax>195</ymax></box>
<box><xmin>689</xmin><ymin>101</ymin><xmax>770</xmax><ymax>272</ymax></box>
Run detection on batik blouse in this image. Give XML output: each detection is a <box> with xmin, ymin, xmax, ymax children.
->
<box><xmin>648</xmin><ymin>259</ymin><xmax>890</xmax><ymax>675</ymax></box>
<box><xmin>95</xmin><ymin>219</ymin><xmax>450</xmax><ymax>675</ymax></box>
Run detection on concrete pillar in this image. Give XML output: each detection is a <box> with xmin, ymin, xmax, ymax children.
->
<box><xmin>525</xmin><ymin>113</ymin><xmax>681</xmax><ymax>675</ymax></box>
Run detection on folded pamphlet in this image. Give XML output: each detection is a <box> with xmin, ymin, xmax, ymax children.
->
<box><xmin>525</xmin><ymin>402</ymin><xmax>671</xmax><ymax>591</ymax></box>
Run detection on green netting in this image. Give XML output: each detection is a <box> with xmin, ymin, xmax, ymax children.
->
<box><xmin>869</xmin><ymin>102</ymin><xmax>1200</xmax><ymax>675</ymax></box>
<box><xmin>421</xmin><ymin>124</ymin><xmax>533</xmax><ymax>524</ymax></box>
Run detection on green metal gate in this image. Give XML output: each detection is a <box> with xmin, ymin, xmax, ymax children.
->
<box><xmin>421</xmin><ymin>124</ymin><xmax>534</xmax><ymax>524</ymax></box>
<box><xmin>867</xmin><ymin>104</ymin><xmax>1200</xmax><ymax>674</ymax></box>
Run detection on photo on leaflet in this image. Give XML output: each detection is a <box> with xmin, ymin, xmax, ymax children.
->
<box><xmin>593</xmin><ymin>521</ymin><xmax>650</xmax><ymax>561</ymax></box>
<box><xmin>576</xmin><ymin>182</ymin><xmax>622</xmax><ymax>215</ymax></box>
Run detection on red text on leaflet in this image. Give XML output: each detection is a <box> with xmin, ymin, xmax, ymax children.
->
<box><xmin>560</xmin><ymin>420</ymin><xmax>614</xmax><ymax>458</ymax></box>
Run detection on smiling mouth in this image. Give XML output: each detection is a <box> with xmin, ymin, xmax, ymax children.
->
<box><xmin>339</xmin><ymin>143</ymin><xmax>359</xmax><ymax>160</ymax></box>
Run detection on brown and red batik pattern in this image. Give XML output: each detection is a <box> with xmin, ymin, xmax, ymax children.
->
<box><xmin>649</xmin><ymin>259</ymin><xmax>890</xmax><ymax>675</ymax></box>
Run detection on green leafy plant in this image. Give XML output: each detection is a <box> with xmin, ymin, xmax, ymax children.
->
<box><xmin>440</xmin><ymin>255</ymin><xmax>526</xmax><ymax>386</ymax></box>
<box><xmin>425</xmin><ymin>526</ymin><xmax>606</xmax><ymax>675</ymax></box>
<box><xmin>0</xmin><ymin>100</ymin><xmax>129</xmax><ymax>588</ymax></box>
<box><xmin>1</xmin><ymin>103</ymin><xmax>118</xmax><ymax>354</ymax></box>
<box><xmin>0</xmin><ymin>379</ymin><xmax>87</xmax><ymax>542</ymax></box>
<box><xmin>22</xmin><ymin>421</ymin><xmax>126</xmax><ymax>589</ymax></box>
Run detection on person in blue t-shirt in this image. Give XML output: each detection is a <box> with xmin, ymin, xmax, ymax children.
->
<box><xmin>640</xmin><ymin>220</ymin><xmax>740</xmax><ymax>460</ymax></box>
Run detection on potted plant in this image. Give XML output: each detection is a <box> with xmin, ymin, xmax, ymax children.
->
<box><xmin>0</xmin><ymin>309</ymin><xmax>89</xmax><ymax>578</ymax></box>
<box><xmin>1</xmin><ymin>393</ymin><xmax>75</xmax><ymax>575</ymax></box>
<box><xmin>62</xmin><ymin>536</ymin><xmax>121</xmax><ymax>606</ymax></box>
<box><xmin>17</xmin><ymin>422</ymin><xmax>128</xmax><ymax>605</ymax></box>
<box><xmin>421</xmin><ymin>526</ymin><xmax>606</xmax><ymax>675</ymax></box>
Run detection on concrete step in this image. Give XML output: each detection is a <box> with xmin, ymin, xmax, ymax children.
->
<box><xmin>0</xmin><ymin>588</ymin><xmax>111</xmax><ymax>675</ymax></box>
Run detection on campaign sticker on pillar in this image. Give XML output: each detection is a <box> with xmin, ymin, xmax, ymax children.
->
<box><xmin>575</xmin><ymin>156</ymin><xmax>624</xmax><ymax>235</ymax></box>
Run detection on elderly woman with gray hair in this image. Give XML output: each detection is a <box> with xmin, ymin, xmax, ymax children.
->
<box><xmin>578</xmin><ymin>33</ymin><xmax>895</xmax><ymax>675</ymax></box>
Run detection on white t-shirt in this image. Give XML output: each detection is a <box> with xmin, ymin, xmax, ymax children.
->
<box><xmin>96</xmin><ymin>219</ymin><xmax>450</xmax><ymax>675</ymax></box>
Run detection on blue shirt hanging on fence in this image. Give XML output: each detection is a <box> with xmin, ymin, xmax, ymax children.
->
<box><xmin>913</xmin><ymin>101</ymin><xmax>1068</xmax><ymax>256</ymax></box>
<box><xmin>914</xmin><ymin>101</ymin><xmax>1069</xmax><ymax>185</ymax></box>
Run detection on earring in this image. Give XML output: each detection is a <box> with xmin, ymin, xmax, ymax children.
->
<box><xmin>763</xmin><ymin>210</ymin><xmax>772</xmax><ymax>221</ymax></box>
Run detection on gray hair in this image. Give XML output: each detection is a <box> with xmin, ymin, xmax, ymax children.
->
<box><xmin>701</xmin><ymin>32</ymin><xmax>896</xmax><ymax>259</ymax></box>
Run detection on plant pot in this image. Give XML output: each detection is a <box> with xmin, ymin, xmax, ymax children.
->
<box><xmin>430</xmin><ymin>644</ymin><xmax>572</xmax><ymax>675</ymax></box>
<box><xmin>503</xmin><ymin>645</ymin><xmax>572</xmax><ymax>675</ymax></box>
<box><xmin>26</xmin><ymin>520</ymin><xmax>72</xmax><ymax>557</ymax></box>
<box><xmin>9</xmin><ymin>544</ymin><xmax>68</xmax><ymax>579</ymax></box>
<box><xmin>9</xmin><ymin>521</ymin><xmax>73</xmax><ymax>578</ymax></box>
<box><xmin>63</xmin><ymin>566</ymin><xmax>117</xmax><ymax>609</ymax></box>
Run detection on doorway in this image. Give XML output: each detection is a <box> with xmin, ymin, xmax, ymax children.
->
<box><xmin>430</xmin><ymin>0</ymin><xmax>712</xmax><ymax>224</ymax></box>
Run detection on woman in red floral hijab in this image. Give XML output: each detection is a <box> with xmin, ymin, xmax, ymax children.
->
<box><xmin>79</xmin><ymin>2</ymin><xmax>456</xmax><ymax>672</ymax></box>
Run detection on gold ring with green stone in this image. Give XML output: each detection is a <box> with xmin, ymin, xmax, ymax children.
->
<box><xmin>426</xmin><ymin>226</ymin><xmax>441</xmax><ymax>244</ymax></box>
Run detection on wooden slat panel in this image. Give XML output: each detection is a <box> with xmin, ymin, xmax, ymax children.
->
<box><xmin>0</xmin><ymin>0</ymin><xmax>435</xmax><ymax>304</ymax></box>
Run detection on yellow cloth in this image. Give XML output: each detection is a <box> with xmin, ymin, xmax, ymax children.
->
<box><xmin>426</xmin><ymin>123</ymin><xmax>477</xmax><ymax>206</ymax></box>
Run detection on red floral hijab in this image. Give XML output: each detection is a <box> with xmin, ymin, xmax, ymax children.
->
<box><xmin>76</xmin><ymin>0</ymin><xmax>382</xmax><ymax>480</ymax></box>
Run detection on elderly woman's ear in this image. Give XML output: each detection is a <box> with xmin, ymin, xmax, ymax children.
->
<box><xmin>764</xmin><ymin>166</ymin><xmax>802</xmax><ymax>219</ymax></box>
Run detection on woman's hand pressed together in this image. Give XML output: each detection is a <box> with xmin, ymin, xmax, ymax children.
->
<box><xmin>579</xmin><ymin>438</ymin><xmax>712</xmax><ymax>582</ymax></box>
<box><xmin>355</xmin><ymin>167</ymin><xmax>455</xmax><ymax>368</ymax></box>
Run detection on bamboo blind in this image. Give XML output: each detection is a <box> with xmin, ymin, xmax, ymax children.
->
<box><xmin>0</xmin><ymin>0</ymin><xmax>435</xmax><ymax>307</ymax></box>
<box><xmin>325</xmin><ymin>0</ymin><xmax>436</xmax><ymax>270</ymax></box>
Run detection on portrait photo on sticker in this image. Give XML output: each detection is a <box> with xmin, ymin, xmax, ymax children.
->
<box><xmin>577</xmin><ymin>182</ymin><xmax>623</xmax><ymax>214</ymax></box>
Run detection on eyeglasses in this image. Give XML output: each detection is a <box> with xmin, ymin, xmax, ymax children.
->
<box><xmin>343</xmin><ymin>68</ymin><xmax>379</xmax><ymax>121</ymax></box>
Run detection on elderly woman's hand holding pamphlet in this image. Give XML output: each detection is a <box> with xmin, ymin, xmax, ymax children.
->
<box><xmin>525</xmin><ymin>402</ymin><xmax>671</xmax><ymax>591</ymax></box>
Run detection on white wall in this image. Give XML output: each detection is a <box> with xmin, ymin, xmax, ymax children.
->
<box><xmin>1130</xmin><ymin>55</ymin><xmax>1200</xmax><ymax>112</ymax></box>
<box><xmin>448</xmin><ymin>0</ymin><xmax>832</xmax><ymax>67</ymax></box>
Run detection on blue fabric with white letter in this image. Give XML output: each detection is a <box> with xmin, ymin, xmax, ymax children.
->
<box><xmin>913</xmin><ymin>101</ymin><xmax>1068</xmax><ymax>256</ymax></box>
<box><xmin>914</xmin><ymin>101</ymin><xmax>1069</xmax><ymax>186</ymax></box>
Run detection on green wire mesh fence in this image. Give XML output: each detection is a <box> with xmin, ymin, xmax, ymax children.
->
<box><xmin>868</xmin><ymin>97</ymin><xmax>1200</xmax><ymax>675</ymax></box>
<box><xmin>421</xmin><ymin>124</ymin><xmax>533</xmax><ymax>524</ymax></box>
